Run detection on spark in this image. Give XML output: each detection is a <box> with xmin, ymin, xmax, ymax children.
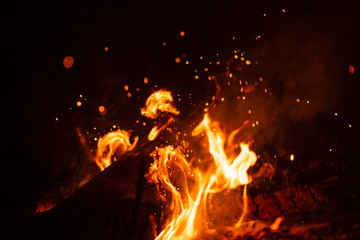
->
<box><xmin>290</xmin><ymin>154</ymin><xmax>295</xmax><ymax>161</ymax></box>
<box><xmin>349</xmin><ymin>65</ymin><xmax>355</xmax><ymax>74</ymax></box>
<box><xmin>99</xmin><ymin>106</ymin><xmax>106</xmax><ymax>113</ymax></box>
<box><xmin>63</xmin><ymin>56</ymin><xmax>74</xmax><ymax>69</ymax></box>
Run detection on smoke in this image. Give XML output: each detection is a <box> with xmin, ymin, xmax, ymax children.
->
<box><xmin>203</xmin><ymin>7</ymin><xmax>359</xmax><ymax>168</ymax></box>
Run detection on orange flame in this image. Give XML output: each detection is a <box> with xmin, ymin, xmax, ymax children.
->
<box><xmin>141</xmin><ymin>90</ymin><xmax>179</xmax><ymax>119</ymax></box>
<box><xmin>94</xmin><ymin>130</ymin><xmax>138</xmax><ymax>171</ymax></box>
<box><xmin>147</xmin><ymin>113</ymin><xmax>257</xmax><ymax>239</ymax></box>
<box><xmin>148</xmin><ymin>117</ymin><xmax>174</xmax><ymax>141</ymax></box>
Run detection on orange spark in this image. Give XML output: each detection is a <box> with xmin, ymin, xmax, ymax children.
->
<box><xmin>349</xmin><ymin>65</ymin><xmax>355</xmax><ymax>74</ymax></box>
<box><xmin>63</xmin><ymin>56</ymin><xmax>74</xmax><ymax>68</ymax></box>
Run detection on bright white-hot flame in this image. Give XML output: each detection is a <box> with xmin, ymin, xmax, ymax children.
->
<box><xmin>192</xmin><ymin>114</ymin><xmax>257</xmax><ymax>189</ymax></box>
<box><xmin>92</xmin><ymin>89</ymin><xmax>258</xmax><ymax>239</ymax></box>
<box><xmin>94</xmin><ymin>130</ymin><xmax>138</xmax><ymax>171</ymax></box>
<box><xmin>147</xmin><ymin>113</ymin><xmax>257</xmax><ymax>239</ymax></box>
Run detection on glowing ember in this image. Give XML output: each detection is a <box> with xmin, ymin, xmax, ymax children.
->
<box><xmin>348</xmin><ymin>65</ymin><xmax>355</xmax><ymax>74</ymax></box>
<box><xmin>63</xmin><ymin>56</ymin><xmax>74</xmax><ymax>68</ymax></box>
<box><xmin>270</xmin><ymin>216</ymin><xmax>285</xmax><ymax>231</ymax></box>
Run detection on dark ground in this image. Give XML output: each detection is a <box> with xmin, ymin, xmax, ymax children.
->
<box><xmin>3</xmin><ymin>0</ymin><xmax>360</xmax><ymax>239</ymax></box>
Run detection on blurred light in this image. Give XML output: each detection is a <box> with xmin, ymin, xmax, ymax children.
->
<box><xmin>175</xmin><ymin>57</ymin><xmax>181</xmax><ymax>63</ymax></box>
<box><xmin>63</xmin><ymin>56</ymin><xmax>74</xmax><ymax>69</ymax></box>
<box><xmin>99</xmin><ymin>106</ymin><xmax>106</xmax><ymax>113</ymax></box>
<box><xmin>349</xmin><ymin>65</ymin><xmax>355</xmax><ymax>74</ymax></box>
<box><xmin>144</xmin><ymin>77</ymin><xmax>149</xmax><ymax>84</ymax></box>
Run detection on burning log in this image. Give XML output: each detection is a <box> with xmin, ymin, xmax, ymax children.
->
<box><xmin>19</xmin><ymin>149</ymin><xmax>161</xmax><ymax>240</ymax></box>
<box><xmin>19</xmin><ymin>148</ymin><xmax>333</xmax><ymax>240</ymax></box>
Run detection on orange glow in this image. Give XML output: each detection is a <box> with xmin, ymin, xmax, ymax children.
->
<box><xmin>175</xmin><ymin>57</ymin><xmax>181</xmax><ymax>63</ymax></box>
<box><xmin>98</xmin><ymin>105</ymin><xmax>105</xmax><ymax>113</ymax></box>
<box><xmin>94</xmin><ymin>129</ymin><xmax>138</xmax><ymax>171</ymax></box>
<box><xmin>98</xmin><ymin>105</ymin><xmax>107</xmax><ymax>116</ymax></box>
<box><xmin>290</xmin><ymin>154</ymin><xmax>295</xmax><ymax>161</ymax></box>
<box><xmin>270</xmin><ymin>216</ymin><xmax>284</xmax><ymax>231</ymax></box>
<box><xmin>180</xmin><ymin>31</ymin><xmax>185</xmax><ymax>37</ymax></box>
<box><xmin>147</xmin><ymin>113</ymin><xmax>257</xmax><ymax>239</ymax></box>
<box><xmin>349</xmin><ymin>65</ymin><xmax>355</xmax><ymax>74</ymax></box>
<box><xmin>144</xmin><ymin>77</ymin><xmax>149</xmax><ymax>84</ymax></box>
<box><xmin>141</xmin><ymin>89</ymin><xmax>179</xmax><ymax>119</ymax></box>
<box><xmin>124</xmin><ymin>85</ymin><xmax>129</xmax><ymax>91</ymax></box>
<box><xmin>76</xmin><ymin>101</ymin><xmax>82</xmax><ymax>107</ymax></box>
<box><xmin>148</xmin><ymin>117</ymin><xmax>174</xmax><ymax>141</ymax></box>
<box><xmin>63</xmin><ymin>56</ymin><xmax>74</xmax><ymax>68</ymax></box>
<box><xmin>104</xmin><ymin>46</ymin><xmax>109</xmax><ymax>51</ymax></box>
<box><xmin>35</xmin><ymin>199</ymin><xmax>56</xmax><ymax>214</ymax></box>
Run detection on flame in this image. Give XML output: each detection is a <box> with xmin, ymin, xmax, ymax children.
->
<box><xmin>141</xmin><ymin>89</ymin><xmax>179</xmax><ymax>119</ymax></box>
<box><xmin>148</xmin><ymin>117</ymin><xmax>175</xmax><ymax>141</ymax></box>
<box><xmin>91</xmin><ymin>88</ymin><xmax>258</xmax><ymax>238</ymax></box>
<box><xmin>94</xmin><ymin>129</ymin><xmax>138</xmax><ymax>171</ymax></box>
<box><xmin>147</xmin><ymin>113</ymin><xmax>257</xmax><ymax>239</ymax></box>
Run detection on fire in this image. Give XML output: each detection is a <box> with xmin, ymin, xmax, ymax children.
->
<box><xmin>92</xmin><ymin>88</ymin><xmax>258</xmax><ymax>238</ymax></box>
<box><xmin>147</xmin><ymin>112</ymin><xmax>257</xmax><ymax>239</ymax></box>
<box><xmin>148</xmin><ymin>117</ymin><xmax>175</xmax><ymax>141</ymax></box>
<box><xmin>94</xmin><ymin>129</ymin><xmax>138</xmax><ymax>171</ymax></box>
<box><xmin>141</xmin><ymin>89</ymin><xmax>180</xmax><ymax>119</ymax></box>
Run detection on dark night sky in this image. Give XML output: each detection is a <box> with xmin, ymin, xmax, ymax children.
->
<box><xmin>3</xmin><ymin>0</ymin><xmax>360</xmax><ymax>238</ymax></box>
